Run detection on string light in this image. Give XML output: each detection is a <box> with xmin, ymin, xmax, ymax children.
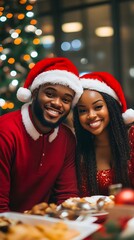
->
<box><xmin>6</xmin><ymin>13</ymin><xmax>13</xmax><ymax>18</ymax></box>
<box><xmin>14</xmin><ymin>38</ymin><xmax>22</xmax><ymax>45</ymax></box>
<box><xmin>23</xmin><ymin>54</ymin><xmax>30</xmax><ymax>61</ymax></box>
<box><xmin>15</xmin><ymin>29</ymin><xmax>21</xmax><ymax>34</ymax></box>
<box><xmin>0</xmin><ymin>7</ymin><xmax>4</xmax><ymax>11</ymax></box>
<box><xmin>0</xmin><ymin>46</ymin><xmax>3</xmax><ymax>52</ymax></box>
<box><xmin>17</xmin><ymin>14</ymin><xmax>25</xmax><ymax>20</ymax></box>
<box><xmin>8</xmin><ymin>58</ymin><xmax>15</xmax><ymax>64</ymax></box>
<box><xmin>30</xmin><ymin>19</ymin><xmax>37</xmax><ymax>25</ymax></box>
<box><xmin>33</xmin><ymin>38</ymin><xmax>40</xmax><ymax>44</ymax></box>
<box><xmin>29</xmin><ymin>62</ymin><xmax>35</xmax><ymax>69</ymax></box>
<box><xmin>20</xmin><ymin>0</ymin><xmax>27</xmax><ymax>4</ymax></box>
<box><xmin>26</xmin><ymin>5</ymin><xmax>33</xmax><ymax>11</ymax></box>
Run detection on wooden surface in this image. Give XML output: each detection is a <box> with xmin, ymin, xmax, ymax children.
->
<box><xmin>107</xmin><ymin>204</ymin><xmax>134</xmax><ymax>220</ymax></box>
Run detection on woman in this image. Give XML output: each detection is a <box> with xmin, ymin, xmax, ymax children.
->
<box><xmin>73</xmin><ymin>72</ymin><xmax>134</xmax><ymax>196</ymax></box>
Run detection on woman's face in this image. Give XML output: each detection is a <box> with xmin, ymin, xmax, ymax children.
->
<box><xmin>77</xmin><ymin>90</ymin><xmax>110</xmax><ymax>136</ymax></box>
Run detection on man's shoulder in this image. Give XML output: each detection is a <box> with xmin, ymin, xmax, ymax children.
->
<box><xmin>60</xmin><ymin>123</ymin><xmax>75</xmax><ymax>138</ymax></box>
<box><xmin>0</xmin><ymin>110</ymin><xmax>21</xmax><ymax>127</ymax></box>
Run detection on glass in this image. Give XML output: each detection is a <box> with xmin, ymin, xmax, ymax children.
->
<box><xmin>109</xmin><ymin>183</ymin><xmax>122</xmax><ymax>196</ymax></box>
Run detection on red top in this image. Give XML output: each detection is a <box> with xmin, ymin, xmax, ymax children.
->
<box><xmin>0</xmin><ymin>104</ymin><xmax>78</xmax><ymax>213</ymax></box>
<box><xmin>81</xmin><ymin>125</ymin><xmax>134</xmax><ymax>196</ymax></box>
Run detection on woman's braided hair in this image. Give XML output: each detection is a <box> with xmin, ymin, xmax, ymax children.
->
<box><xmin>73</xmin><ymin>92</ymin><xmax>130</xmax><ymax>195</ymax></box>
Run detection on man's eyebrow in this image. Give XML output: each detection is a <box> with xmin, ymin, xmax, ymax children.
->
<box><xmin>64</xmin><ymin>93</ymin><xmax>74</xmax><ymax>99</ymax></box>
<box><xmin>44</xmin><ymin>87</ymin><xmax>74</xmax><ymax>99</ymax></box>
<box><xmin>44</xmin><ymin>87</ymin><xmax>55</xmax><ymax>90</ymax></box>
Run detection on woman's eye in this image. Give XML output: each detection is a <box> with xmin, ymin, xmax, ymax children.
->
<box><xmin>95</xmin><ymin>105</ymin><xmax>103</xmax><ymax>110</ymax></box>
<box><xmin>78</xmin><ymin>109</ymin><xmax>87</xmax><ymax>114</ymax></box>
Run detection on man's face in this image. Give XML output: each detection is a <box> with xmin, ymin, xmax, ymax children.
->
<box><xmin>32</xmin><ymin>84</ymin><xmax>75</xmax><ymax>128</ymax></box>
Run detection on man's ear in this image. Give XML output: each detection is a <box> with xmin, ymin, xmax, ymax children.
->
<box><xmin>32</xmin><ymin>88</ymin><xmax>38</xmax><ymax>100</ymax></box>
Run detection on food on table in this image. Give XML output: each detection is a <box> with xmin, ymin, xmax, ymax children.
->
<box><xmin>61</xmin><ymin>195</ymin><xmax>115</xmax><ymax>211</ymax></box>
<box><xmin>0</xmin><ymin>216</ymin><xmax>21</xmax><ymax>232</ymax></box>
<box><xmin>24</xmin><ymin>202</ymin><xmax>58</xmax><ymax>216</ymax></box>
<box><xmin>0</xmin><ymin>216</ymin><xmax>79</xmax><ymax>240</ymax></box>
<box><xmin>24</xmin><ymin>195</ymin><xmax>115</xmax><ymax>220</ymax></box>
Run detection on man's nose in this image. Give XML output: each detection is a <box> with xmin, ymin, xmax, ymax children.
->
<box><xmin>51</xmin><ymin>97</ymin><xmax>62</xmax><ymax>107</ymax></box>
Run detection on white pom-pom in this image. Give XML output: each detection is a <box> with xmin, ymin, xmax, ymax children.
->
<box><xmin>17</xmin><ymin>87</ymin><xmax>32</xmax><ymax>102</ymax></box>
<box><xmin>122</xmin><ymin>109</ymin><xmax>134</xmax><ymax>124</ymax></box>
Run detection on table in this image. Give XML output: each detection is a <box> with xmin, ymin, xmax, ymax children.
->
<box><xmin>85</xmin><ymin>205</ymin><xmax>134</xmax><ymax>239</ymax></box>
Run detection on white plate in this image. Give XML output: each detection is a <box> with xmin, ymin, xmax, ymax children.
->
<box><xmin>62</xmin><ymin>195</ymin><xmax>111</xmax><ymax>221</ymax></box>
<box><xmin>84</xmin><ymin>195</ymin><xmax>112</xmax><ymax>204</ymax></box>
<box><xmin>0</xmin><ymin>212</ymin><xmax>100</xmax><ymax>240</ymax></box>
<box><xmin>64</xmin><ymin>195</ymin><xmax>112</xmax><ymax>205</ymax></box>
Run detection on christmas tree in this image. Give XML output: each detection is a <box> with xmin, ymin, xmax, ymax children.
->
<box><xmin>0</xmin><ymin>0</ymin><xmax>44</xmax><ymax>114</ymax></box>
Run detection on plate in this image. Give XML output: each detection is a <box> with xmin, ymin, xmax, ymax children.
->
<box><xmin>61</xmin><ymin>195</ymin><xmax>113</xmax><ymax>223</ymax></box>
<box><xmin>91</xmin><ymin>211</ymin><xmax>109</xmax><ymax>223</ymax></box>
<box><xmin>0</xmin><ymin>212</ymin><xmax>100</xmax><ymax>240</ymax></box>
<box><xmin>83</xmin><ymin>195</ymin><xmax>111</xmax><ymax>222</ymax></box>
<box><xmin>63</xmin><ymin>195</ymin><xmax>113</xmax><ymax>206</ymax></box>
<box><xmin>84</xmin><ymin>195</ymin><xmax>113</xmax><ymax>204</ymax></box>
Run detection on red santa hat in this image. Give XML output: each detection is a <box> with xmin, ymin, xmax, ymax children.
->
<box><xmin>17</xmin><ymin>57</ymin><xmax>83</xmax><ymax>106</ymax></box>
<box><xmin>80</xmin><ymin>71</ymin><xmax>134</xmax><ymax>125</ymax></box>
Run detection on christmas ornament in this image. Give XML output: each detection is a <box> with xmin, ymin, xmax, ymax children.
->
<box><xmin>114</xmin><ymin>188</ymin><xmax>134</xmax><ymax>205</ymax></box>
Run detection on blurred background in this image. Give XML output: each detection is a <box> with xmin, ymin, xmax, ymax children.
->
<box><xmin>0</xmin><ymin>0</ymin><xmax>134</xmax><ymax>115</ymax></box>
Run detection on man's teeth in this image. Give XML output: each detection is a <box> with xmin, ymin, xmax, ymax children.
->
<box><xmin>48</xmin><ymin>110</ymin><xmax>59</xmax><ymax>116</ymax></box>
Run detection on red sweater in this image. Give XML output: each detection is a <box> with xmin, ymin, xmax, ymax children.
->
<box><xmin>0</xmin><ymin>103</ymin><xmax>78</xmax><ymax>212</ymax></box>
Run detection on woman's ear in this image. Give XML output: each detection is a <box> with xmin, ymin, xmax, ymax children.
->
<box><xmin>32</xmin><ymin>88</ymin><xmax>38</xmax><ymax>100</ymax></box>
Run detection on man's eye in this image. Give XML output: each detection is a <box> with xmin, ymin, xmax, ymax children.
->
<box><xmin>63</xmin><ymin>98</ymin><xmax>72</xmax><ymax>104</ymax></box>
<box><xmin>45</xmin><ymin>91</ymin><xmax>54</xmax><ymax>98</ymax></box>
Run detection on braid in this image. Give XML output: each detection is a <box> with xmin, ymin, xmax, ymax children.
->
<box><xmin>101</xmin><ymin>93</ymin><xmax>130</xmax><ymax>187</ymax></box>
<box><xmin>73</xmin><ymin>107</ymin><xmax>99</xmax><ymax>195</ymax></box>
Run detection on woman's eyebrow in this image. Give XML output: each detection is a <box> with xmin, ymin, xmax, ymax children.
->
<box><xmin>93</xmin><ymin>99</ymin><xmax>103</xmax><ymax>104</ymax></box>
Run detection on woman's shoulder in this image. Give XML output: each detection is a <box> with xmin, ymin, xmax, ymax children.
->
<box><xmin>128</xmin><ymin>124</ymin><xmax>134</xmax><ymax>142</ymax></box>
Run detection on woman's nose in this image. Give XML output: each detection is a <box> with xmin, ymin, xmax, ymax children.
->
<box><xmin>87</xmin><ymin>110</ymin><xmax>96</xmax><ymax>119</ymax></box>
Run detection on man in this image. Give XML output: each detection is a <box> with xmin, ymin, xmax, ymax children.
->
<box><xmin>0</xmin><ymin>57</ymin><xmax>83</xmax><ymax>213</ymax></box>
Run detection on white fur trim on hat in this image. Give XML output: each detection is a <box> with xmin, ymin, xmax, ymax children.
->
<box><xmin>17</xmin><ymin>87</ymin><xmax>32</xmax><ymax>102</ymax></box>
<box><xmin>122</xmin><ymin>109</ymin><xmax>134</xmax><ymax>125</ymax></box>
<box><xmin>81</xmin><ymin>78</ymin><xmax>121</xmax><ymax>105</ymax></box>
<box><xmin>30</xmin><ymin>70</ymin><xmax>83</xmax><ymax>107</ymax></box>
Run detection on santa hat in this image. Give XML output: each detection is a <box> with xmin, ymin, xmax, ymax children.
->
<box><xmin>80</xmin><ymin>72</ymin><xmax>134</xmax><ymax>125</ymax></box>
<box><xmin>17</xmin><ymin>57</ymin><xmax>83</xmax><ymax>106</ymax></box>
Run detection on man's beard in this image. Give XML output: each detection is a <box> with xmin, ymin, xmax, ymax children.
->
<box><xmin>32</xmin><ymin>96</ymin><xmax>69</xmax><ymax>128</ymax></box>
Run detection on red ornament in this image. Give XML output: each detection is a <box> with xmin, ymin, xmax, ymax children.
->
<box><xmin>115</xmin><ymin>188</ymin><xmax>134</xmax><ymax>205</ymax></box>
